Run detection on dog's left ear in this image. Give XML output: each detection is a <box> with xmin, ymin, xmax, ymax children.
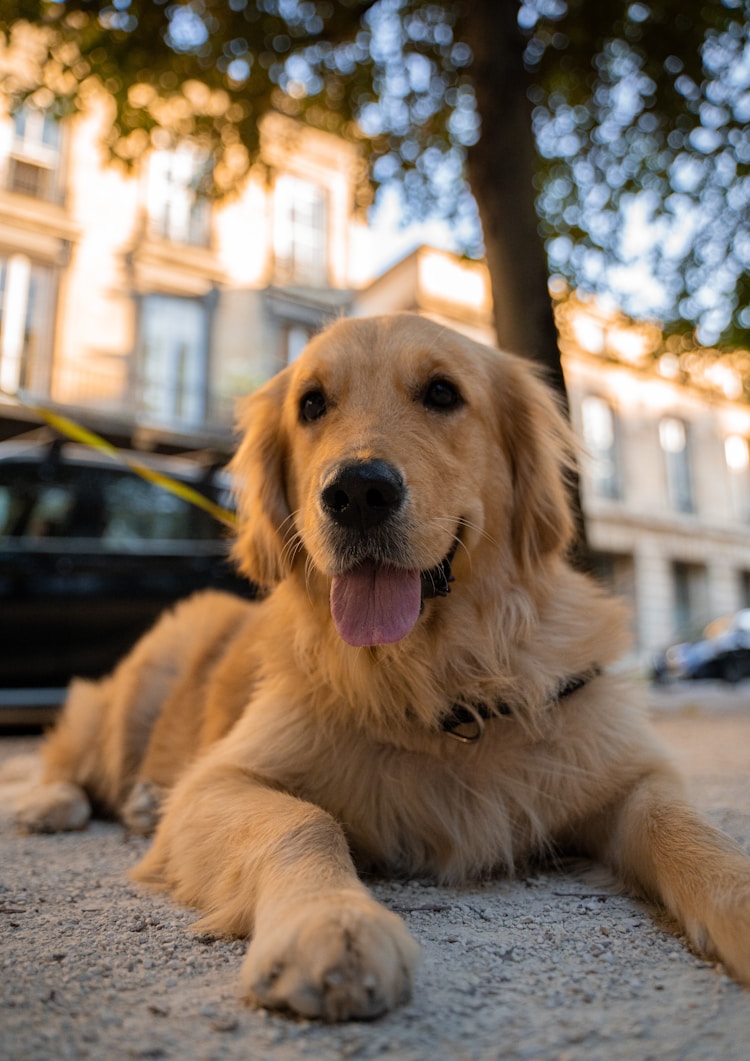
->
<box><xmin>497</xmin><ymin>354</ymin><xmax>577</xmax><ymax>574</ymax></box>
<box><xmin>229</xmin><ymin>369</ymin><xmax>294</xmax><ymax>588</ymax></box>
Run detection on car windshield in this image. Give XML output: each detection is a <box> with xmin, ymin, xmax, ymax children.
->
<box><xmin>0</xmin><ymin>463</ymin><xmax>222</xmax><ymax>543</ymax></box>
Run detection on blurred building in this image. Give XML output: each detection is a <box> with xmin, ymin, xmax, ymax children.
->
<box><xmin>1</xmin><ymin>93</ymin><xmax>750</xmax><ymax>666</ymax></box>
<box><xmin>0</xmin><ymin>94</ymin><xmax>367</xmax><ymax>449</ymax></box>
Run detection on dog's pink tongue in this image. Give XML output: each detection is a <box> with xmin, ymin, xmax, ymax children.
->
<box><xmin>330</xmin><ymin>563</ymin><xmax>421</xmax><ymax>647</ymax></box>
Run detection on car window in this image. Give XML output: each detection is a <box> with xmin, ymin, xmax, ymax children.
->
<box><xmin>0</xmin><ymin>462</ymin><xmax>223</xmax><ymax>543</ymax></box>
<box><xmin>103</xmin><ymin>475</ymin><xmax>217</xmax><ymax>542</ymax></box>
<box><xmin>0</xmin><ymin>481</ymin><xmax>78</xmax><ymax>538</ymax></box>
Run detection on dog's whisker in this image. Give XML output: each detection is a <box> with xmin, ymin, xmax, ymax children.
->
<box><xmin>458</xmin><ymin>516</ymin><xmax>498</xmax><ymax>549</ymax></box>
<box><xmin>303</xmin><ymin>554</ymin><xmax>318</xmax><ymax>603</ymax></box>
<box><xmin>427</xmin><ymin>514</ymin><xmax>498</xmax><ymax>553</ymax></box>
<box><xmin>458</xmin><ymin>515</ymin><xmax>499</xmax><ymax>550</ymax></box>
<box><xmin>278</xmin><ymin>509</ymin><xmax>306</xmax><ymax>572</ymax></box>
<box><xmin>278</xmin><ymin>510</ymin><xmax>298</xmax><ymax>533</ymax></box>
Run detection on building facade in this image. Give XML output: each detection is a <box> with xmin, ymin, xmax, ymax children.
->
<box><xmin>0</xmin><ymin>93</ymin><xmax>368</xmax><ymax>449</ymax></box>
<box><xmin>1</xmin><ymin>93</ymin><xmax>750</xmax><ymax>667</ymax></box>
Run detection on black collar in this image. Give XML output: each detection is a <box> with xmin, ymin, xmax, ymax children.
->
<box><xmin>441</xmin><ymin>668</ymin><xmax>601</xmax><ymax>743</ymax></box>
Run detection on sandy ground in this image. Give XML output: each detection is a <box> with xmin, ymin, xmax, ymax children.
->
<box><xmin>1</xmin><ymin>682</ymin><xmax>750</xmax><ymax>1061</ymax></box>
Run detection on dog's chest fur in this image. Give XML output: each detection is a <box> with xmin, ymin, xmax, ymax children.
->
<box><xmin>220</xmin><ymin>675</ymin><xmax>651</xmax><ymax>885</ymax></box>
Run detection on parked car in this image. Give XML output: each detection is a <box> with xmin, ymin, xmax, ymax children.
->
<box><xmin>651</xmin><ymin>609</ymin><xmax>750</xmax><ymax>684</ymax></box>
<box><xmin>0</xmin><ymin>438</ymin><xmax>257</xmax><ymax>723</ymax></box>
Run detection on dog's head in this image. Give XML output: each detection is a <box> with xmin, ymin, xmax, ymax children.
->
<box><xmin>230</xmin><ymin>313</ymin><xmax>575</xmax><ymax>647</ymax></box>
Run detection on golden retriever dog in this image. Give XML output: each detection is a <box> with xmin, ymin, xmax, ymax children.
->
<box><xmin>13</xmin><ymin>313</ymin><xmax>750</xmax><ymax>1020</ymax></box>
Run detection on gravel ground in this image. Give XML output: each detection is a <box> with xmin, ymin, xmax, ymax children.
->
<box><xmin>1</xmin><ymin>682</ymin><xmax>749</xmax><ymax>1061</ymax></box>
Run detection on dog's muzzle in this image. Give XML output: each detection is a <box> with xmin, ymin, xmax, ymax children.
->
<box><xmin>320</xmin><ymin>459</ymin><xmax>458</xmax><ymax>648</ymax></box>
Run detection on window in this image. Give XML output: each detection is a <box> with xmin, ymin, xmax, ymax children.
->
<box><xmin>5</xmin><ymin>107</ymin><xmax>64</xmax><ymax>203</ymax></box>
<box><xmin>672</xmin><ymin>560</ymin><xmax>708</xmax><ymax>639</ymax></box>
<box><xmin>146</xmin><ymin>146</ymin><xmax>211</xmax><ymax>246</ymax></box>
<box><xmin>659</xmin><ymin>417</ymin><xmax>694</xmax><ymax>513</ymax></box>
<box><xmin>0</xmin><ymin>254</ymin><xmax>55</xmax><ymax>395</ymax></box>
<box><xmin>274</xmin><ymin>175</ymin><xmax>328</xmax><ymax>286</ymax></box>
<box><xmin>589</xmin><ymin>551</ymin><xmax>638</xmax><ymax>646</ymax></box>
<box><xmin>282</xmin><ymin>323</ymin><xmax>311</xmax><ymax>364</ymax></box>
<box><xmin>740</xmin><ymin>570</ymin><xmax>750</xmax><ymax>609</ymax></box>
<box><xmin>581</xmin><ymin>395</ymin><xmax>622</xmax><ymax>500</ymax></box>
<box><xmin>725</xmin><ymin>435</ymin><xmax>750</xmax><ymax>522</ymax></box>
<box><xmin>138</xmin><ymin>295</ymin><xmax>209</xmax><ymax>426</ymax></box>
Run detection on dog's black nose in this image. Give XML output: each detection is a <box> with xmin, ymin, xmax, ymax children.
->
<box><xmin>321</xmin><ymin>460</ymin><xmax>405</xmax><ymax>532</ymax></box>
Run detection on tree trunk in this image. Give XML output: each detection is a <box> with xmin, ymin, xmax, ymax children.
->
<box><xmin>460</xmin><ymin>0</ymin><xmax>588</xmax><ymax>558</ymax></box>
<box><xmin>461</xmin><ymin>0</ymin><xmax>563</xmax><ymax>389</ymax></box>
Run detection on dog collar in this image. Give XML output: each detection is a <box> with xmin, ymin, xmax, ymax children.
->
<box><xmin>441</xmin><ymin>667</ymin><xmax>601</xmax><ymax>743</ymax></box>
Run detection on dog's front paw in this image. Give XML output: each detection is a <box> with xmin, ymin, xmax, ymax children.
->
<box><xmin>240</xmin><ymin>891</ymin><xmax>420</xmax><ymax>1021</ymax></box>
<box><xmin>15</xmin><ymin>781</ymin><xmax>91</xmax><ymax>833</ymax></box>
<box><xmin>121</xmin><ymin>780</ymin><xmax>165</xmax><ymax>835</ymax></box>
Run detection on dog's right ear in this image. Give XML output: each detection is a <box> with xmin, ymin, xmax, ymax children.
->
<box><xmin>229</xmin><ymin>369</ymin><xmax>294</xmax><ymax>588</ymax></box>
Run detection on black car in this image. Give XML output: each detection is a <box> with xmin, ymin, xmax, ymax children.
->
<box><xmin>651</xmin><ymin>609</ymin><xmax>750</xmax><ymax>684</ymax></box>
<box><xmin>0</xmin><ymin>438</ymin><xmax>256</xmax><ymax>723</ymax></box>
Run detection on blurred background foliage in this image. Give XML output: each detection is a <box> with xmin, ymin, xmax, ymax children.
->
<box><xmin>527</xmin><ymin>0</ymin><xmax>750</xmax><ymax>352</ymax></box>
<box><xmin>0</xmin><ymin>0</ymin><xmax>748</xmax><ymax>355</ymax></box>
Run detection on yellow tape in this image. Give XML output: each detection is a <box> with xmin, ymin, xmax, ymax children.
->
<box><xmin>6</xmin><ymin>395</ymin><xmax>237</xmax><ymax>530</ymax></box>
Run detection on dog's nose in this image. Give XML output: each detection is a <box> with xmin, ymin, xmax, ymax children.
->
<box><xmin>321</xmin><ymin>460</ymin><xmax>405</xmax><ymax>531</ymax></box>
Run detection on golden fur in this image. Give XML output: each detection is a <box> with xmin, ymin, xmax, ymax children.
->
<box><xmin>14</xmin><ymin>313</ymin><xmax>750</xmax><ymax>1019</ymax></box>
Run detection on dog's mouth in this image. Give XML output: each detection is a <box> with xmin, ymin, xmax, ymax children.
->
<box><xmin>329</xmin><ymin>544</ymin><xmax>457</xmax><ymax>648</ymax></box>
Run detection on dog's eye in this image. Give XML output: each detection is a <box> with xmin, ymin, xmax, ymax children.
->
<box><xmin>299</xmin><ymin>390</ymin><xmax>327</xmax><ymax>423</ymax></box>
<box><xmin>422</xmin><ymin>378</ymin><xmax>462</xmax><ymax>412</ymax></box>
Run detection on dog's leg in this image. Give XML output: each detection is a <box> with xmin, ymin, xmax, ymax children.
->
<box><xmin>120</xmin><ymin>676</ymin><xmax>204</xmax><ymax>836</ymax></box>
<box><xmin>123</xmin><ymin>602</ymin><xmax>257</xmax><ymax>837</ymax></box>
<box><xmin>583</xmin><ymin>768</ymin><xmax>750</xmax><ymax>985</ymax></box>
<box><xmin>132</xmin><ymin>759</ymin><xmax>419</xmax><ymax>1021</ymax></box>
<box><xmin>13</xmin><ymin>678</ymin><xmax>104</xmax><ymax>832</ymax></box>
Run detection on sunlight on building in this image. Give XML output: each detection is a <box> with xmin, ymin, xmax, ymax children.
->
<box><xmin>725</xmin><ymin>434</ymin><xmax>750</xmax><ymax>472</ymax></box>
<box><xmin>572</xmin><ymin>314</ymin><xmax>605</xmax><ymax>354</ymax></box>
<box><xmin>419</xmin><ymin>250</ymin><xmax>490</xmax><ymax>315</ymax></box>
<box><xmin>608</xmin><ymin>325</ymin><xmax>649</xmax><ymax>364</ymax></box>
